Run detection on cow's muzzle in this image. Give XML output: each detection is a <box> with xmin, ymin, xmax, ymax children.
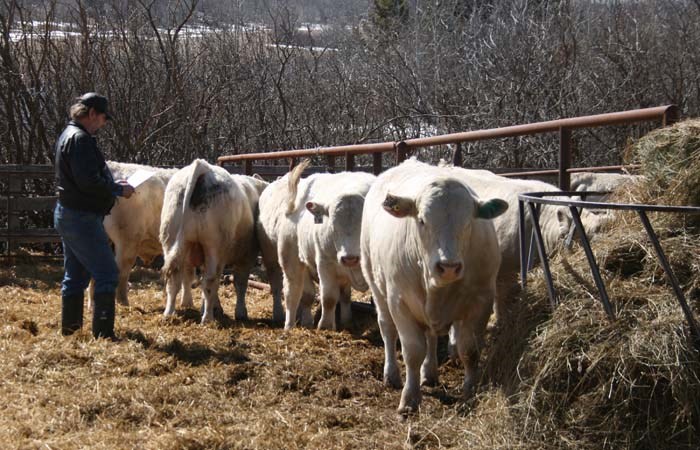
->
<box><xmin>435</xmin><ymin>260</ymin><xmax>463</xmax><ymax>282</ymax></box>
<box><xmin>340</xmin><ymin>255</ymin><xmax>360</xmax><ymax>267</ymax></box>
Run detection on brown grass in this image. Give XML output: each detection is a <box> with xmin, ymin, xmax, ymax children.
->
<box><xmin>0</xmin><ymin>262</ymin><xmax>514</xmax><ymax>450</ymax></box>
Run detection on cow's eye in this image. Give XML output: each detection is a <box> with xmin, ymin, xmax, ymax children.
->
<box><xmin>418</xmin><ymin>218</ymin><xmax>425</xmax><ymax>226</ymax></box>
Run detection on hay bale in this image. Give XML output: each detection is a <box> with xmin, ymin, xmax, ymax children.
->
<box><xmin>629</xmin><ymin>118</ymin><xmax>700</xmax><ymax>208</ymax></box>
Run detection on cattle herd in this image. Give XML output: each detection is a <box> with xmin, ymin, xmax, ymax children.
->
<box><xmin>92</xmin><ymin>157</ymin><xmax>637</xmax><ymax>415</ymax></box>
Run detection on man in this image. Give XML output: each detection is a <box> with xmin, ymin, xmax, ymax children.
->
<box><xmin>53</xmin><ymin>93</ymin><xmax>135</xmax><ymax>339</ymax></box>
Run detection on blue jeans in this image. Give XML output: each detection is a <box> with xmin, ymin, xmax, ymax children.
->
<box><xmin>54</xmin><ymin>202</ymin><xmax>119</xmax><ymax>297</ymax></box>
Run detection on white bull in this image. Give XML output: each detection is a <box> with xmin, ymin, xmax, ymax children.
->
<box><xmin>159</xmin><ymin>159</ymin><xmax>267</xmax><ymax>323</ymax></box>
<box><xmin>258</xmin><ymin>160</ymin><xmax>375</xmax><ymax>330</ymax></box>
<box><xmin>360</xmin><ymin>158</ymin><xmax>508</xmax><ymax>415</ymax></box>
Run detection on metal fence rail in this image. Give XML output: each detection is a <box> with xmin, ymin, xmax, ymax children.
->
<box><xmin>518</xmin><ymin>191</ymin><xmax>700</xmax><ymax>347</ymax></box>
<box><xmin>218</xmin><ymin>105</ymin><xmax>678</xmax><ymax>191</ymax></box>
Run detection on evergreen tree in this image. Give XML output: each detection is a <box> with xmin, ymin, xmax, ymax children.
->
<box><xmin>372</xmin><ymin>0</ymin><xmax>409</xmax><ymax>31</ymax></box>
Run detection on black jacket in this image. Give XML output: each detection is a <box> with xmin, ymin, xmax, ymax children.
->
<box><xmin>55</xmin><ymin>121</ymin><xmax>122</xmax><ymax>215</ymax></box>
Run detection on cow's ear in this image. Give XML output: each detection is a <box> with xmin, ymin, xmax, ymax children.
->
<box><xmin>382</xmin><ymin>193</ymin><xmax>417</xmax><ymax>218</ymax></box>
<box><xmin>252</xmin><ymin>173</ymin><xmax>264</xmax><ymax>181</ymax></box>
<box><xmin>556</xmin><ymin>208</ymin><xmax>572</xmax><ymax>236</ymax></box>
<box><xmin>477</xmin><ymin>198</ymin><xmax>508</xmax><ymax>219</ymax></box>
<box><xmin>306</xmin><ymin>201</ymin><xmax>328</xmax><ymax>224</ymax></box>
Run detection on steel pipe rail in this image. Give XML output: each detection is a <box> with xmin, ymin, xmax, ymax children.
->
<box><xmin>218</xmin><ymin>105</ymin><xmax>678</xmax><ymax>190</ymax></box>
<box><xmin>497</xmin><ymin>164</ymin><xmax>640</xmax><ymax>178</ymax></box>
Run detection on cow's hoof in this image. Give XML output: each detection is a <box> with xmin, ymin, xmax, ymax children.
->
<box><xmin>421</xmin><ymin>374</ymin><xmax>438</xmax><ymax>387</ymax></box>
<box><xmin>317</xmin><ymin>321</ymin><xmax>336</xmax><ymax>331</ymax></box>
<box><xmin>397</xmin><ymin>404</ymin><xmax>418</xmax><ymax>420</ymax></box>
<box><xmin>384</xmin><ymin>372</ymin><xmax>402</xmax><ymax>389</ymax></box>
<box><xmin>461</xmin><ymin>381</ymin><xmax>476</xmax><ymax>400</ymax></box>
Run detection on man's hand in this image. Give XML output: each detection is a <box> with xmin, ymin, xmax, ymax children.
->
<box><xmin>117</xmin><ymin>180</ymin><xmax>135</xmax><ymax>199</ymax></box>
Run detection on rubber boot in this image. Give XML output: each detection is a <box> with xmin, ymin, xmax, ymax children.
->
<box><xmin>61</xmin><ymin>293</ymin><xmax>84</xmax><ymax>335</ymax></box>
<box><xmin>92</xmin><ymin>291</ymin><xmax>116</xmax><ymax>339</ymax></box>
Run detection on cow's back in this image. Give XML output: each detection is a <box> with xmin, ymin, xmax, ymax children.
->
<box><xmin>106</xmin><ymin>161</ymin><xmax>176</xmax><ymax>262</ymax></box>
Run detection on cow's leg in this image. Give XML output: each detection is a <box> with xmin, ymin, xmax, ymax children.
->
<box><xmin>452</xmin><ymin>297</ymin><xmax>492</xmax><ymax>399</ymax></box>
<box><xmin>180</xmin><ymin>264</ymin><xmax>195</xmax><ymax>309</ymax></box>
<box><xmin>233</xmin><ymin>268</ymin><xmax>251</xmax><ymax>321</ymax></box>
<box><xmin>373</xmin><ymin>289</ymin><xmax>401</xmax><ymax>389</ymax></box>
<box><xmin>268</xmin><ymin>264</ymin><xmax>285</xmax><ymax>323</ymax></box>
<box><xmin>87</xmin><ymin>278</ymin><xmax>96</xmax><ymax>310</ymax></box>
<box><xmin>200</xmin><ymin>251</ymin><xmax>222</xmax><ymax>324</ymax></box>
<box><xmin>421</xmin><ymin>333</ymin><xmax>439</xmax><ymax>387</ymax></box>
<box><xmin>339</xmin><ymin>283</ymin><xmax>352</xmax><ymax>328</ymax></box>
<box><xmin>317</xmin><ymin>262</ymin><xmax>340</xmax><ymax>331</ymax></box>
<box><xmin>392</xmin><ymin>300</ymin><xmax>427</xmax><ymax>416</ymax></box>
<box><xmin>280</xmin><ymin>244</ymin><xmax>306</xmax><ymax>330</ymax></box>
<box><xmin>298</xmin><ymin>274</ymin><xmax>315</xmax><ymax>328</ymax></box>
<box><xmin>114</xmin><ymin>242</ymin><xmax>138</xmax><ymax>306</ymax></box>
<box><xmin>163</xmin><ymin>268</ymin><xmax>182</xmax><ymax>317</ymax></box>
<box><xmin>260</xmin><ymin>236</ymin><xmax>284</xmax><ymax>323</ymax></box>
<box><xmin>282</xmin><ymin>267</ymin><xmax>305</xmax><ymax>330</ymax></box>
<box><xmin>493</xmin><ymin>272</ymin><xmax>517</xmax><ymax>323</ymax></box>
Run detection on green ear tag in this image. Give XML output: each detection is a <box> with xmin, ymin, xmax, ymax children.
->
<box><xmin>478</xmin><ymin>199</ymin><xmax>508</xmax><ymax>219</ymax></box>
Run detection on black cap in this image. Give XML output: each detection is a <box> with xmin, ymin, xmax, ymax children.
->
<box><xmin>78</xmin><ymin>92</ymin><xmax>113</xmax><ymax>120</ymax></box>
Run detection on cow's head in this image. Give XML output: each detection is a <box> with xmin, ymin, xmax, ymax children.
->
<box><xmin>306</xmin><ymin>194</ymin><xmax>368</xmax><ymax>290</ymax></box>
<box><xmin>383</xmin><ymin>178</ymin><xmax>507</xmax><ymax>288</ymax></box>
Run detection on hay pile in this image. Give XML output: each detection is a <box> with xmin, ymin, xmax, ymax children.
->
<box><xmin>488</xmin><ymin>118</ymin><xmax>700</xmax><ymax>449</ymax></box>
<box><xmin>629</xmin><ymin>118</ymin><xmax>700</xmax><ymax>209</ymax></box>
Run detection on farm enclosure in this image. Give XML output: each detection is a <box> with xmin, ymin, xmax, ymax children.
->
<box><xmin>1</xmin><ymin>119</ymin><xmax>699</xmax><ymax>449</ymax></box>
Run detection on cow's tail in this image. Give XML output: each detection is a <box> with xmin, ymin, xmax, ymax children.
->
<box><xmin>286</xmin><ymin>159</ymin><xmax>311</xmax><ymax>215</ymax></box>
<box><xmin>162</xmin><ymin>159</ymin><xmax>211</xmax><ymax>276</ymax></box>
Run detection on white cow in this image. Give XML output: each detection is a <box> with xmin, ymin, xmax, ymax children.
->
<box><xmin>442</xmin><ymin>165</ymin><xmax>610</xmax><ymax>318</ymax></box>
<box><xmin>88</xmin><ymin>161</ymin><xmax>177</xmax><ymax>309</ymax></box>
<box><xmin>258</xmin><ymin>160</ymin><xmax>375</xmax><ymax>330</ymax></box>
<box><xmin>160</xmin><ymin>159</ymin><xmax>268</xmax><ymax>323</ymax></box>
<box><xmin>444</xmin><ymin>168</ymin><xmax>573</xmax><ymax>275</ymax></box>
<box><xmin>571</xmin><ymin>172</ymin><xmax>644</xmax><ymax>202</ymax></box>
<box><xmin>360</xmin><ymin>158</ymin><xmax>508</xmax><ymax>415</ymax></box>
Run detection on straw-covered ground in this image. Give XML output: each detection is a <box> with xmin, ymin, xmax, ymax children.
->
<box><xmin>1</xmin><ymin>120</ymin><xmax>699</xmax><ymax>449</ymax></box>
